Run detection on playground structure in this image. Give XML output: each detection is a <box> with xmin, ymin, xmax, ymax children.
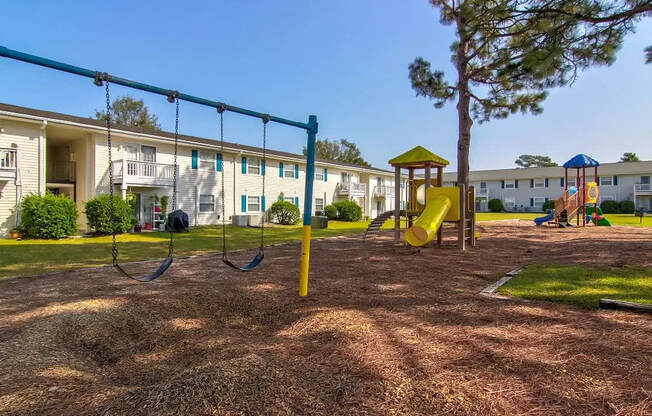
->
<box><xmin>534</xmin><ymin>154</ymin><xmax>611</xmax><ymax>228</ymax></box>
<box><xmin>365</xmin><ymin>146</ymin><xmax>476</xmax><ymax>249</ymax></box>
<box><xmin>0</xmin><ymin>45</ymin><xmax>319</xmax><ymax>296</ymax></box>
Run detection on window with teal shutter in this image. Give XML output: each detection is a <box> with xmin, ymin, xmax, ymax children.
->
<box><xmin>241</xmin><ymin>157</ymin><xmax>247</xmax><ymax>174</ymax></box>
<box><xmin>295</xmin><ymin>164</ymin><xmax>299</xmax><ymax>179</ymax></box>
<box><xmin>294</xmin><ymin>197</ymin><xmax>299</xmax><ymax>207</ymax></box>
<box><xmin>279</xmin><ymin>162</ymin><xmax>284</xmax><ymax>177</ymax></box>
<box><xmin>191</xmin><ymin>150</ymin><xmax>198</xmax><ymax>169</ymax></box>
<box><xmin>261</xmin><ymin>196</ymin><xmax>266</xmax><ymax>211</ymax></box>
<box><xmin>324</xmin><ymin>168</ymin><xmax>328</xmax><ymax>181</ymax></box>
<box><xmin>613</xmin><ymin>176</ymin><xmax>618</xmax><ymax>186</ymax></box>
<box><xmin>241</xmin><ymin>195</ymin><xmax>247</xmax><ymax>212</ymax></box>
<box><xmin>217</xmin><ymin>153</ymin><xmax>222</xmax><ymax>171</ymax></box>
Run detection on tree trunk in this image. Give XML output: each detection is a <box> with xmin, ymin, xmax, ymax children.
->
<box><xmin>455</xmin><ymin>18</ymin><xmax>472</xmax><ymax>188</ymax></box>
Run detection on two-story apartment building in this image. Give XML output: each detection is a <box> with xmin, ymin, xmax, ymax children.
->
<box><xmin>0</xmin><ymin>103</ymin><xmax>406</xmax><ymax>237</ymax></box>
<box><xmin>442</xmin><ymin>161</ymin><xmax>652</xmax><ymax>212</ymax></box>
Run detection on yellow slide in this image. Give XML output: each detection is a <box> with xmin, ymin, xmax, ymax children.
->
<box><xmin>405</xmin><ymin>187</ymin><xmax>460</xmax><ymax>247</ymax></box>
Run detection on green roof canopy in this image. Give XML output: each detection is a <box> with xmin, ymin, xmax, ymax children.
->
<box><xmin>388</xmin><ymin>145</ymin><xmax>449</xmax><ymax>168</ymax></box>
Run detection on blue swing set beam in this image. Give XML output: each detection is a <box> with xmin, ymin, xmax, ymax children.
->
<box><xmin>0</xmin><ymin>45</ymin><xmax>317</xmax><ymax>297</ymax></box>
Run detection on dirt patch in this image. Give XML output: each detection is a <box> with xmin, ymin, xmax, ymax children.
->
<box><xmin>1</xmin><ymin>224</ymin><xmax>651</xmax><ymax>415</ymax></box>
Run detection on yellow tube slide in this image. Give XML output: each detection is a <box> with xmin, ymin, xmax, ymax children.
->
<box><xmin>405</xmin><ymin>195</ymin><xmax>452</xmax><ymax>246</ymax></box>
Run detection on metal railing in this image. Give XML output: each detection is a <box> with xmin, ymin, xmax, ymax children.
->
<box><xmin>0</xmin><ymin>148</ymin><xmax>17</xmax><ymax>170</ymax></box>
<box><xmin>112</xmin><ymin>159</ymin><xmax>176</xmax><ymax>185</ymax></box>
<box><xmin>373</xmin><ymin>185</ymin><xmax>395</xmax><ymax>198</ymax></box>
<box><xmin>336</xmin><ymin>181</ymin><xmax>366</xmax><ymax>195</ymax></box>
<box><xmin>47</xmin><ymin>161</ymin><xmax>75</xmax><ymax>183</ymax></box>
<box><xmin>634</xmin><ymin>183</ymin><xmax>651</xmax><ymax>193</ymax></box>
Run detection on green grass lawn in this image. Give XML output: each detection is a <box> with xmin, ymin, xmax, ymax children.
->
<box><xmin>497</xmin><ymin>264</ymin><xmax>652</xmax><ymax>308</ymax></box>
<box><xmin>0</xmin><ymin>221</ymin><xmax>372</xmax><ymax>281</ymax></box>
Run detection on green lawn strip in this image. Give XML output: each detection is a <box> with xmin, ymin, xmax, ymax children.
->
<box><xmin>497</xmin><ymin>264</ymin><xmax>652</xmax><ymax>308</ymax></box>
<box><xmin>0</xmin><ymin>221</ymin><xmax>370</xmax><ymax>281</ymax></box>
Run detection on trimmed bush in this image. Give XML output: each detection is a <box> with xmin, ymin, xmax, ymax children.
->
<box><xmin>269</xmin><ymin>201</ymin><xmax>300</xmax><ymax>225</ymax></box>
<box><xmin>85</xmin><ymin>195</ymin><xmax>132</xmax><ymax>235</ymax></box>
<box><xmin>20</xmin><ymin>193</ymin><xmax>78</xmax><ymax>239</ymax></box>
<box><xmin>599</xmin><ymin>199</ymin><xmax>619</xmax><ymax>214</ymax></box>
<box><xmin>619</xmin><ymin>200</ymin><xmax>635</xmax><ymax>214</ymax></box>
<box><xmin>542</xmin><ymin>199</ymin><xmax>555</xmax><ymax>211</ymax></box>
<box><xmin>332</xmin><ymin>200</ymin><xmax>363</xmax><ymax>222</ymax></box>
<box><xmin>488</xmin><ymin>198</ymin><xmax>504</xmax><ymax>212</ymax></box>
<box><xmin>324</xmin><ymin>204</ymin><xmax>338</xmax><ymax>220</ymax></box>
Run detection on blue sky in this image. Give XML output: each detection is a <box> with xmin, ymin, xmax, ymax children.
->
<box><xmin>1</xmin><ymin>1</ymin><xmax>650</xmax><ymax>171</ymax></box>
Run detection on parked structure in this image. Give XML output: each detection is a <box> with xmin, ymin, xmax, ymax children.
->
<box><xmin>0</xmin><ymin>103</ymin><xmax>407</xmax><ymax>237</ymax></box>
<box><xmin>442</xmin><ymin>160</ymin><xmax>652</xmax><ymax>213</ymax></box>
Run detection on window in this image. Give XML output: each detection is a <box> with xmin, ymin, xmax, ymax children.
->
<box><xmin>199</xmin><ymin>151</ymin><xmax>215</xmax><ymax>170</ymax></box>
<box><xmin>533</xmin><ymin>178</ymin><xmax>545</xmax><ymax>188</ymax></box>
<box><xmin>480</xmin><ymin>182</ymin><xmax>487</xmax><ymax>189</ymax></box>
<box><xmin>315</xmin><ymin>168</ymin><xmax>325</xmax><ymax>181</ymax></box>
<box><xmin>504</xmin><ymin>197</ymin><xmax>515</xmax><ymax>209</ymax></box>
<box><xmin>641</xmin><ymin>176</ymin><xmax>650</xmax><ymax>185</ymax></box>
<box><xmin>199</xmin><ymin>195</ymin><xmax>215</xmax><ymax>212</ymax></box>
<box><xmin>504</xmin><ymin>180</ymin><xmax>515</xmax><ymax>189</ymax></box>
<box><xmin>124</xmin><ymin>144</ymin><xmax>139</xmax><ymax>161</ymax></box>
<box><xmin>315</xmin><ymin>198</ymin><xmax>324</xmax><ymax>212</ymax></box>
<box><xmin>141</xmin><ymin>145</ymin><xmax>156</xmax><ymax>162</ymax></box>
<box><xmin>284</xmin><ymin>163</ymin><xmax>295</xmax><ymax>178</ymax></box>
<box><xmin>533</xmin><ymin>197</ymin><xmax>545</xmax><ymax>207</ymax></box>
<box><xmin>248</xmin><ymin>159</ymin><xmax>261</xmax><ymax>175</ymax></box>
<box><xmin>566</xmin><ymin>177</ymin><xmax>576</xmax><ymax>187</ymax></box>
<box><xmin>600</xmin><ymin>176</ymin><xmax>613</xmax><ymax>186</ymax></box>
<box><xmin>247</xmin><ymin>196</ymin><xmax>260</xmax><ymax>212</ymax></box>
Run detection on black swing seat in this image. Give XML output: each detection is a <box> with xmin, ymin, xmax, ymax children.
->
<box><xmin>114</xmin><ymin>257</ymin><xmax>173</xmax><ymax>282</ymax></box>
<box><xmin>222</xmin><ymin>251</ymin><xmax>264</xmax><ymax>272</ymax></box>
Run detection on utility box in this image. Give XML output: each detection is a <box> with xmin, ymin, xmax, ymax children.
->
<box><xmin>232</xmin><ymin>215</ymin><xmax>249</xmax><ymax>227</ymax></box>
<box><xmin>312</xmin><ymin>216</ymin><xmax>328</xmax><ymax>229</ymax></box>
<box><xmin>248</xmin><ymin>214</ymin><xmax>263</xmax><ymax>228</ymax></box>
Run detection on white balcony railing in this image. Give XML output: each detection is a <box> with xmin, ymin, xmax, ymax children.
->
<box><xmin>373</xmin><ymin>185</ymin><xmax>395</xmax><ymax>198</ymax></box>
<box><xmin>336</xmin><ymin>181</ymin><xmax>366</xmax><ymax>196</ymax></box>
<box><xmin>112</xmin><ymin>159</ymin><xmax>176</xmax><ymax>187</ymax></box>
<box><xmin>634</xmin><ymin>183</ymin><xmax>652</xmax><ymax>194</ymax></box>
<box><xmin>476</xmin><ymin>187</ymin><xmax>489</xmax><ymax>197</ymax></box>
<box><xmin>0</xmin><ymin>148</ymin><xmax>17</xmax><ymax>180</ymax></box>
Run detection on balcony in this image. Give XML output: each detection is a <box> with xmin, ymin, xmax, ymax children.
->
<box><xmin>634</xmin><ymin>183</ymin><xmax>652</xmax><ymax>195</ymax></box>
<box><xmin>0</xmin><ymin>148</ymin><xmax>17</xmax><ymax>180</ymax></box>
<box><xmin>373</xmin><ymin>185</ymin><xmax>395</xmax><ymax>198</ymax></box>
<box><xmin>47</xmin><ymin>161</ymin><xmax>76</xmax><ymax>183</ymax></box>
<box><xmin>112</xmin><ymin>159</ymin><xmax>176</xmax><ymax>187</ymax></box>
<box><xmin>476</xmin><ymin>187</ymin><xmax>489</xmax><ymax>198</ymax></box>
<box><xmin>336</xmin><ymin>181</ymin><xmax>366</xmax><ymax>197</ymax></box>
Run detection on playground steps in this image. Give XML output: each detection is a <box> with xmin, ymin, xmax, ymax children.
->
<box><xmin>364</xmin><ymin>210</ymin><xmax>409</xmax><ymax>240</ymax></box>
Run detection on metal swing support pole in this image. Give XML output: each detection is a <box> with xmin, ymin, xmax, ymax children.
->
<box><xmin>0</xmin><ymin>45</ymin><xmax>319</xmax><ymax>296</ymax></box>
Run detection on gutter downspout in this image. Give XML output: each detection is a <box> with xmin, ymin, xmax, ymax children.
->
<box><xmin>39</xmin><ymin>120</ymin><xmax>47</xmax><ymax>195</ymax></box>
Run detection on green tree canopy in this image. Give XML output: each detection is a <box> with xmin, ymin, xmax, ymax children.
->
<box><xmin>303</xmin><ymin>138</ymin><xmax>371</xmax><ymax>167</ymax></box>
<box><xmin>515</xmin><ymin>154</ymin><xmax>558</xmax><ymax>168</ymax></box>
<box><xmin>95</xmin><ymin>95</ymin><xmax>161</xmax><ymax>130</ymax></box>
<box><xmin>409</xmin><ymin>0</ymin><xmax>651</xmax><ymax>186</ymax></box>
<box><xmin>620</xmin><ymin>152</ymin><xmax>641</xmax><ymax>162</ymax></box>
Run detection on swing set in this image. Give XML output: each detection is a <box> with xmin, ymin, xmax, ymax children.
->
<box><xmin>0</xmin><ymin>45</ymin><xmax>318</xmax><ymax>296</ymax></box>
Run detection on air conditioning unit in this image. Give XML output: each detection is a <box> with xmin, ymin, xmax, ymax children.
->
<box><xmin>232</xmin><ymin>215</ymin><xmax>249</xmax><ymax>227</ymax></box>
<box><xmin>248</xmin><ymin>214</ymin><xmax>263</xmax><ymax>227</ymax></box>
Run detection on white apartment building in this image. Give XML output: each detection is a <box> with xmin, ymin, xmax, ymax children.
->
<box><xmin>0</xmin><ymin>103</ymin><xmax>407</xmax><ymax>237</ymax></box>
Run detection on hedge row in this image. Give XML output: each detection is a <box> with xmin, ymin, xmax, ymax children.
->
<box><xmin>324</xmin><ymin>200</ymin><xmax>362</xmax><ymax>222</ymax></box>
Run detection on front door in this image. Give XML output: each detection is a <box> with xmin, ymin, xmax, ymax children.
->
<box><xmin>141</xmin><ymin>146</ymin><xmax>156</xmax><ymax>177</ymax></box>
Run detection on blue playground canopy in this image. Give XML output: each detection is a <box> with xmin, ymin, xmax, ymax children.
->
<box><xmin>563</xmin><ymin>154</ymin><xmax>600</xmax><ymax>168</ymax></box>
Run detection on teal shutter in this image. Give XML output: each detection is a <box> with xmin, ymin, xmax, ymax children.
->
<box><xmin>295</xmin><ymin>164</ymin><xmax>299</xmax><ymax>179</ymax></box>
<box><xmin>279</xmin><ymin>162</ymin><xmax>284</xmax><ymax>177</ymax></box>
<box><xmin>501</xmin><ymin>180</ymin><xmax>505</xmax><ymax>189</ymax></box>
<box><xmin>530</xmin><ymin>179</ymin><xmax>534</xmax><ymax>188</ymax></box>
<box><xmin>261</xmin><ymin>160</ymin><xmax>266</xmax><ymax>176</ymax></box>
<box><xmin>241</xmin><ymin>195</ymin><xmax>247</xmax><ymax>212</ymax></box>
<box><xmin>324</xmin><ymin>168</ymin><xmax>328</xmax><ymax>181</ymax></box>
<box><xmin>217</xmin><ymin>153</ymin><xmax>222</xmax><ymax>171</ymax></box>
<box><xmin>515</xmin><ymin>180</ymin><xmax>519</xmax><ymax>188</ymax></box>
<box><xmin>191</xmin><ymin>150</ymin><xmax>198</xmax><ymax>169</ymax></box>
<box><xmin>261</xmin><ymin>195</ymin><xmax>266</xmax><ymax>211</ymax></box>
<box><xmin>530</xmin><ymin>198</ymin><xmax>534</xmax><ymax>207</ymax></box>
<box><xmin>613</xmin><ymin>176</ymin><xmax>618</xmax><ymax>185</ymax></box>
<box><xmin>560</xmin><ymin>178</ymin><xmax>564</xmax><ymax>187</ymax></box>
<box><xmin>241</xmin><ymin>157</ymin><xmax>247</xmax><ymax>174</ymax></box>
<box><xmin>294</xmin><ymin>197</ymin><xmax>299</xmax><ymax>207</ymax></box>
<box><xmin>545</xmin><ymin>178</ymin><xmax>549</xmax><ymax>187</ymax></box>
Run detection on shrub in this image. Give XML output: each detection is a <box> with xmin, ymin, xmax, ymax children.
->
<box><xmin>542</xmin><ymin>199</ymin><xmax>555</xmax><ymax>211</ymax></box>
<box><xmin>599</xmin><ymin>199</ymin><xmax>619</xmax><ymax>214</ymax></box>
<box><xmin>618</xmin><ymin>200</ymin><xmax>635</xmax><ymax>214</ymax></box>
<box><xmin>333</xmin><ymin>200</ymin><xmax>363</xmax><ymax>222</ymax></box>
<box><xmin>85</xmin><ymin>195</ymin><xmax>132</xmax><ymax>234</ymax></box>
<box><xmin>324</xmin><ymin>204</ymin><xmax>338</xmax><ymax>220</ymax></box>
<box><xmin>269</xmin><ymin>201</ymin><xmax>300</xmax><ymax>225</ymax></box>
<box><xmin>488</xmin><ymin>198</ymin><xmax>504</xmax><ymax>212</ymax></box>
<box><xmin>20</xmin><ymin>193</ymin><xmax>78</xmax><ymax>239</ymax></box>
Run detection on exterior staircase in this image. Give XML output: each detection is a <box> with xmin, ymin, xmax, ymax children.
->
<box><xmin>364</xmin><ymin>210</ymin><xmax>408</xmax><ymax>240</ymax></box>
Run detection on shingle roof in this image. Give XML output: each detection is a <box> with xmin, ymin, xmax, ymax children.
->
<box><xmin>388</xmin><ymin>146</ymin><xmax>449</xmax><ymax>168</ymax></box>
<box><xmin>0</xmin><ymin>102</ymin><xmax>394</xmax><ymax>174</ymax></box>
<box><xmin>563</xmin><ymin>154</ymin><xmax>600</xmax><ymax>168</ymax></box>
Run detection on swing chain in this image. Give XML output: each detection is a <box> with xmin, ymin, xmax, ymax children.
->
<box><xmin>168</xmin><ymin>97</ymin><xmax>179</xmax><ymax>258</ymax></box>
<box><xmin>219</xmin><ymin>110</ymin><xmax>227</xmax><ymax>260</ymax></box>
<box><xmin>102</xmin><ymin>79</ymin><xmax>119</xmax><ymax>266</ymax></box>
